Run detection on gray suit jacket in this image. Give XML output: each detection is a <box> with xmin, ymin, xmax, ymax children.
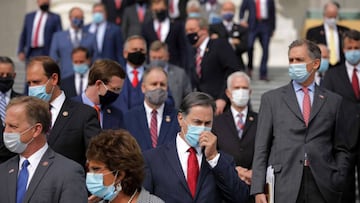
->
<box><xmin>167</xmin><ymin>64</ymin><xmax>192</xmax><ymax>109</ymax></box>
<box><xmin>121</xmin><ymin>4</ymin><xmax>152</xmax><ymax>39</ymax></box>
<box><xmin>251</xmin><ymin>82</ymin><xmax>350</xmax><ymax>203</ymax></box>
<box><xmin>0</xmin><ymin>147</ymin><xmax>87</xmax><ymax>203</ymax></box>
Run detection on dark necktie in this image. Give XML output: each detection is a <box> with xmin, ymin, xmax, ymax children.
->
<box><xmin>187</xmin><ymin>147</ymin><xmax>199</xmax><ymax>198</ymax></box>
<box><xmin>302</xmin><ymin>87</ymin><xmax>311</xmax><ymax>126</ymax></box>
<box><xmin>150</xmin><ymin>110</ymin><xmax>158</xmax><ymax>148</ymax></box>
<box><xmin>0</xmin><ymin>92</ymin><xmax>6</xmax><ymax>124</ymax></box>
<box><xmin>352</xmin><ymin>67</ymin><xmax>360</xmax><ymax>99</ymax></box>
<box><xmin>16</xmin><ymin>160</ymin><xmax>30</xmax><ymax>203</ymax></box>
<box><xmin>79</xmin><ymin>74</ymin><xmax>84</xmax><ymax>95</ymax></box>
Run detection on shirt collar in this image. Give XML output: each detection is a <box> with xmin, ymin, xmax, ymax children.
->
<box><xmin>143</xmin><ymin>101</ymin><xmax>165</xmax><ymax>117</ymax></box>
<box><xmin>50</xmin><ymin>91</ymin><xmax>66</xmax><ymax>110</ymax></box>
<box><xmin>81</xmin><ymin>91</ymin><xmax>97</xmax><ymax>108</ymax></box>
<box><xmin>230</xmin><ymin>105</ymin><xmax>248</xmax><ymax>120</ymax></box>
<box><xmin>19</xmin><ymin>143</ymin><xmax>48</xmax><ymax>170</ymax></box>
<box><xmin>292</xmin><ymin>80</ymin><xmax>315</xmax><ymax>92</ymax></box>
<box><xmin>198</xmin><ymin>37</ymin><xmax>210</xmax><ymax>54</ymax></box>
<box><xmin>176</xmin><ymin>133</ymin><xmax>201</xmax><ymax>155</ymax></box>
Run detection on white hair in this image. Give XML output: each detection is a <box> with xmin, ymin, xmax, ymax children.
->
<box><xmin>227</xmin><ymin>71</ymin><xmax>251</xmax><ymax>90</ymax></box>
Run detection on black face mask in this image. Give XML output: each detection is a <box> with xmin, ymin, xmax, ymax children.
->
<box><xmin>39</xmin><ymin>3</ymin><xmax>49</xmax><ymax>12</ymax></box>
<box><xmin>127</xmin><ymin>51</ymin><xmax>146</xmax><ymax>66</ymax></box>
<box><xmin>155</xmin><ymin>10</ymin><xmax>168</xmax><ymax>22</ymax></box>
<box><xmin>0</xmin><ymin>77</ymin><xmax>14</xmax><ymax>93</ymax></box>
<box><xmin>99</xmin><ymin>90</ymin><xmax>119</xmax><ymax>106</ymax></box>
<box><xmin>187</xmin><ymin>32</ymin><xmax>199</xmax><ymax>45</ymax></box>
<box><xmin>136</xmin><ymin>0</ymin><xmax>147</xmax><ymax>5</ymax></box>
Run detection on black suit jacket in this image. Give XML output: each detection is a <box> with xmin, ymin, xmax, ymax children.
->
<box><xmin>212</xmin><ymin>109</ymin><xmax>257</xmax><ymax>169</ymax></box>
<box><xmin>306</xmin><ymin>24</ymin><xmax>349</xmax><ymax>66</ymax></box>
<box><xmin>142</xmin><ymin>19</ymin><xmax>187</xmax><ymax>68</ymax></box>
<box><xmin>192</xmin><ymin>38</ymin><xmax>241</xmax><ymax>100</ymax></box>
<box><xmin>47</xmin><ymin>98</ymin><xmax>101</xmax><ymax>167</ymax></box>
<box><xmin>209</xmin><ymin>22</ymin><xmax>248</xmax><ymax>69</ymax></box>
<box><xmin>0</xmin><ymin>90</ymin><xmax>23</xmax><ymax>163</ymax></box>
<box><xmin>102</xmin><ymin>0</ymin><xmax>131</xmax><ymax>26</ymax></box>
<box><xmin>323</xmin><ymin>64</ymin><xmax>360</xmax><ymax>150</ymax></box>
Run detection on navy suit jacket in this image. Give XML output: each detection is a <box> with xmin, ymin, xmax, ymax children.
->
<box><xmin>239</xmin><ymin>0</ymin><xmax>276</xmax><ymax>32</ymax></box>
<box><xmin>84</xmin><ymin>22</ymin><xmax>125</xmax><ymax>65</ymax></box>
<box><xmin>18</xmin><ymin>11</ymin><xmax>62</xmax><ymax>58</ymax></box>
<box><xmin>142</xmin><ymin>19</ymin><xmax>187</xmax><ymax>68</ymax></box>
<box><xmin>61</xmin><ymin>75</ymin><xmax>77</xmax><ymax>98</ymax></box>
<box><xmin>124</xmin><ymin>103</ymin><xmax>179</xmax><ymax>151</ymax></box>
<box><xmin>143</xmin><ymin>140</ymin><xmax>249</xmax><ymax>203</ymax></box>
<box><xmin>50</xmin><ymin>30</ymin><xmax>97</xmax><ymax>79</ymax></box>
<box><xmin>72</xmin><ymin>95</ymin><xmax>124</xmax><ymax>130</ymax></box>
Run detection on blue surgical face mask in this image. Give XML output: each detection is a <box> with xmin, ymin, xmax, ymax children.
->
<box><xmin>318</xmin><ymin>58</ymin><xmax>329</xmax><ymax>73</ymax></box>
<box><xmin>86</xmin><ymin>171</ymin><xmax>121</xmax><ymax>201</ymax></box>
<box><xmin>184</xmin><ymin>120</ymin><xmax>212</xmax><ymax>147</ymax></box>
<box><xmin>222</xmin><ymin>12</ymin><xmax>234</xmax><ymax>22</ymax></box>
<box><xmin>188</xmin><ymin>12</ymin><xmax>201</xmax><ymax>18</ymax></box>
<box><xmin>28</xmin><ymin>79</ymin><xmax>54</xmax><ymax>102</ymax></box>
<box><xmin>93</xmin><ymin>12</ymin><xmax>104</xmax><ymax>24</ymax></box>
<box><xmin>345</xmin><ymin>50</ymin><xmax>360</xmax><ymax>65</ymax></box>
<box><xmin>3</xmin><ymin>125</ymin><xmax>35</xmax><ymax>154</ymax></box>
<box><xmin>288</xmin><ymin>63</ymin><xmax>312</xmax><ymax>84</ymax></box>
<box><xmin>73</xmin><ymin>63</ymin><xmax>89</xmax><ymax>75</ymax></box>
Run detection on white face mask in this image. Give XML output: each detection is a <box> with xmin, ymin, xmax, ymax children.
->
<box><xmin>324</xmin><ymin>17</ymin><xmax>337</xmax><ymax>28</ymax></box>
<box><xmin>3</xmin><ymin>125</ymin><xmax>35</xmax><ymax>153</ymax></box>
<box><xmin>231</xmin><ymin>89</ymin><xmax>250</xmax><ymax>107</ymax></box>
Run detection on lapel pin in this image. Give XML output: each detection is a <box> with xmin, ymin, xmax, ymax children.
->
<box><xmin>42</xmin><ymin>161</ymin><xmax>49</xmax><ymax>166</ymax></box>
<box><xmin>320</xmin><ymin>30</ymin><xmax>324</xmax><ymax>35</ymax></box>
<box><xmin>8</xmin><ymin>169</ymin><xmax>14</xmax><ymax>174</ymax></box>
<box><xmin>319</xmin><ymin>95</ymin><xmax>324</xmax><ymax>99</ymax></box>
<box><xmin>63</xmin><ymin>111</ymin><xmax>69</xmax><ymax>117</ymax></box>
<box><xmin>249</xmin><ymin>116</ymin><xmax>254</xmax><ymax>121</ymax></box>
<box><xmin>165</xmin><ymin>115</ymin><xmax>171</xmax><ymax>122</ymax></box>
<box><xmin>205</xmin><ymin>48</ymin><xmax>209</xmax><ymax>52</ymax></box>
<box><xmin>107</xmin><ymin>109</ymin><xmax>111</xmax><ymax>114</ymax></box>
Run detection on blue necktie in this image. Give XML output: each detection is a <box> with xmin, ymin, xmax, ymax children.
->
<box><xmin>0</xmin><ymin>92</ymin><xmax>6</xmax><ymax>124</ymax></box>
<box><xmin>16</xmin><ymin>160</ymin><xmax>30</xmax><ymax>203</ymax></box>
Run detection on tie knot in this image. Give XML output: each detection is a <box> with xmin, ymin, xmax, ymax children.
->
<box><xmin>237</xmin><ymin>113</ymin><xmax>243</xmax><ymax>118</ymax></box>
<box><xmin>354</xmin><ymin>67</ymin><xmax>358</xmax><ymax>73</ymax></box>
<box><xmin>302</xmin><ymin>87</ymin><xmax>309</xmax><ymax>94</ymax></box>
<box><xmin>188</xmin><ymin>147</ymin><xmax>196</xmax><ymax>154</ymax></box>
<box><xmin>22</xmin><ymin>160</ymin><xmax>30</xmax><ymax>168</ymax></box>
<box><xmin>152</xmin><ymin>109</ymin><xmax>157</xmax><ymax>115</ymax></box>
<box><xmin>133</xmin><ymin>69</ymin><xmax>138</xmax><ymax>75</ymax></box>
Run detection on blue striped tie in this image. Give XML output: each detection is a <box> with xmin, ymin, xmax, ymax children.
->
<box><xmin>0</xmin><ymin>92</ymin><xmax>6</xmax><ymax>124</ymax></box>
<box><xmin>16</xmin><ymin>160</ymin><xmax>30</xmax><ymax>203</ymax></box>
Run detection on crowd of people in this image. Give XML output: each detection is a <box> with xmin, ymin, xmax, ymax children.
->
<box><xmin>0</xmin><ymin>0</ymin><xmax>359</xmax><ymax>202</ymax></box>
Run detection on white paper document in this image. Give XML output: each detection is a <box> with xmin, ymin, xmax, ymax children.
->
<box><xmin>266</xmin><ymin>165</ymin><xmax>275</xmax><ymax>203</ymax></box>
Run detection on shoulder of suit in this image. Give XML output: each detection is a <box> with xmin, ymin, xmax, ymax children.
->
<box><xmin>52</xmin><ymin>151</ymin><xmax>84</xmax><ymax>170</ymax></box>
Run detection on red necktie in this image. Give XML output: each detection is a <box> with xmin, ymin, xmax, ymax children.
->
<box><xmin>352</xmin><ymin>67</ymin><xmax>360</xmax><ymax>99</ymax></box>
<box><xmin>195</xmin><ymin>48</ymin><xmax>202</xmax><ymax>78</ymax></box>
<box><xmin>132</xmin><ymin>69</ymin><xmax>139</xmax><ymax>87</ymax></box>
<box><xmin>237</xmin><ymin>113</ymin><xmax>244</xmax><ymax>139</ymax></box>
<box><xmin>115</xmin><ymin>0</ymin><xmax>122</xmax><ymax>9</ymax></box>
<box><xmin>255</xmin><ymin>0</ymin><xmax>261</xmax><ymax>20</ymax></box>
<box><xmin>187</xmin><ymin>147</ymin><xmax>199</xmax><ymax>198</ymax></box>
<box><xmin>33</xmin><ymin>12</ymin><xmax>44</xmax><ymax>47</ymax></box>
<box><xmin>302</xmin><ymin>87</ymin><xmax>311</xmax><ymax>126</ymax></box>
<box><xmin>156</xmin><ymin>23</ymin><xmax>162</xmax><ymax>40</ymax></box>
<box><xmin>169</xmin><ymin>0</ymin><xmax>174</xmax><ymax>15</ymax></box>
<box><xmin>93</xmin><ymin>105</ymin><xmax>101</xmax><ymax>122</ymax></box>
<box><xmin>138</xmin><ymin>7</ymin><xmax>144</xmax><ymax>23</ymax></box>
<box><xmin>150</xmin><ymin>110</ymin><xmax>158</xmax><ymax>148</ymax></box>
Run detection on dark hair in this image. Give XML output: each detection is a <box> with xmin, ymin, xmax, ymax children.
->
<box><xmin>28</xmin><ymin>56</ymin><xmax>61</xmax><ymax>85</ymax></box>
<box><xmin>88</xmin><ymin>59</ymin><xmax>126</xmax><ymax>86</ymax></box>
<box><xmin>0</xmin><ymin>56</ymin><xmax>14</xmax><ymax>68</ymax></box>
<box><xmin>86</xmin><ymin>129</ymin><xmax>145</xmax><ymax>196</ymax></box>
<box><xmin>71</xmin><ymin>46</ymin><xmax>90</xmax><ymax>59</ymax></box>
<box><xmin>288</xmin><ymin>39</ymin><xmax>321</xmax><ymax>60</ymax></box>
<box><xmin>343</xmin><ymin>29</ymin><xmax>360</xmax><ymax>42</ymax></box>
<box><xmin>7</xmin><ymin>96</ymin><xmax>51</xmax><ymax>134</ymax></box>
<box><xmin>179</xmin><ymin>92</ymin><xmax>216</xmax><ymax>116</ymax></box>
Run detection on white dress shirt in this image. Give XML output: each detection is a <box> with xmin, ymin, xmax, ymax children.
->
<box><xmin>153</xmin><ymin>18</ymin><xmax>170</xmax><ymax>42</ymax></box>
<box><xmin>144</xmin><ymin>102</ymin><xmax>164</xmax><ymax>136</ymax></box>
<box><xmin>230</xmin><ymin>105</ymin><xmax>248</xmax><ymax>131</ymax></box>
<box><xmin>69</xmin><ymin>28</ymin><xmax>82</xmax><ymax>46</ymax></box>
<box><xmin>88</xmin><ymin>22</ymin><xmax>107</xmax><ymax>52</ymax></box>
<box><xmin>50</xmin><ymin>91</ymin><xmax>66</xmax><ymax>127</ymax></box>
<box><xmin>31</xmin><ymin>10</ymin><xmax>48</xmax><ymax>48</ymax></box>
<box><xmin>126</xmin><ymin>63</ymin><xmax>145</xmax><ymax>82</ymax></box>
<box><xmin>75</xmin><ymin>71</ymin><xmax>89</xmax><ymax>95</ymax></box>
<box><xmin>18</xmin><ymin>143</ymin><xmax>48</xmax><ymax>189</ymax></box>
<box><xmin>346</xmin><ymin>61</ymin><xmax>360</xmax><ymax>88</ymax></box>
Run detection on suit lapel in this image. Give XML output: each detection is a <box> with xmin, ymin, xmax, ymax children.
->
<box><xmin>337</xmin><ymin>65</ymin><xmax>359</xmax><ymax>101</ymax></box>
<box><xmin>308</xmin><ymin>86</ymin><xmax>326</xmax><ymax>125</ymax></box>
<box><xmin>140</xmin><ymin>106</ymin><xmax>153</xmax><ymax>149</ymax></box>
<box><xmin>7</xmin><ymin>157</ymin><xmax>19</xmax><ymax>203</ymax></box>
<box><xmin>282</xmin><ymin>83</ymin><xmax>304</xmax><ymax>123</ymax></box>
<box><xmin>164</xmin><ymin>141</ymin><xmax>189</xmax><ymax>193</ymax></box>
<box><xmin>223</xmin><ymin>111</ymin><xmax>239</xmax><ymax>138</ymax></box>
<box><xmin>242</xmin><ymin>111</ymin><xmax>256</xmax><ymax>138</ymax></box>
<box><xmin>195</xmin><ymin>155</ymin><xmax>211</xmax><ymax>199</ymax></box>
<box><xmin>23</xmin><ymin>148</ymin><xmax>54</xmax><ymax>202</ymax></box>
<box><xmin>48</xmin><ymin>99</ymin><xmax>73</xmax><ymax>145</ymax></box>
<box><xmin>158</xmin><ymin>104</ymin><xmax>173</xmax><ymax>145</ymax></box>
<box><xmin>66</xmin><ymin>31</ymin><xmax>73</xmax><ymax>48</ymax></box>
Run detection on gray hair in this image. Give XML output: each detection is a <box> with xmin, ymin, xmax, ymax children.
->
<box><xmin>179</xmin><ymin>92</ymin><xmax>216</xmax><ymax>116</ymax></box>
<box><xmin>288</xmin><ymin>39</ymin><xmax>321</xmax><ymax>60</ymax></box>
<box><xmin>227</xmin><ymin>71</ymin><xmax>251</xmax><ymax>90</ymax></box>
<box><xmin>124</xmin><ymin>35</ymin><xmax>147</xmax><ymax>53</ymax></box>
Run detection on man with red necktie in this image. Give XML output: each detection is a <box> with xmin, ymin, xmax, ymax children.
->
<box><xmin>323</xmin><ymin>29</ymin><xmax>360</xmax><ymax>203</ymax></box>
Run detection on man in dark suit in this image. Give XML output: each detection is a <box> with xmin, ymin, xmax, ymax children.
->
<box><xmin>73</xmin><ymin>59</ymin><xmax>125</xmax><ymax>130</ymax></box>
<box><xmin>143</xmin><ymin>92</ymin><xmax>249</xmax><ymax>202</ymax></box>
<box><xmin>102</xmin><ymin>0</ymin><xmax>130</xmax><ymax>26</ymax></box>
<box><xmin>142</xmin><ymin>0</ymin><xmax>188</xmax><ymax>68</ymax></box>
<box><xmin>26</xmin><ymin>56</ymin><xmax>101</xmax><ymax>168</ymax></box>
<box><xmin>124</xmin><ymin>67</ymin><xmax>179</xmax><ymax>151</ymax></box>
<box><xmin>84</xmin><ymin>3</ymin><xmax>125</xmax><ymax>65</ymax></box>
<box><xmin>0</xmin><ymin>57</ymin><xmax>23</xmax><ymax>163</ymax></box>
<box><xmin>17</xmin><ymin>0</ymin><xmax>62</xmax><ymax>62</ymax></box>
<box><xmin>61</xmin><ymin>47</ymin><xmax>91</xmax><ymax>98</ymax></box>
<box><xmin>50</xmin><ymin>7</ymin><xmax>97</xmax><ymax>79</ymax></box>
<box><xmin>0</xmin><ymin>96</ymin><xmax>87</xmax><ymax>203</ymax></box>
<box><xmin>212</xmin><ymin>71</ymin><xmax>257</xmax><ymax>203</ymax></box>
<box><xmin>185</xmin><ymin>17</ymin><xmax>241</xmax><ymax>115</ymax></box>
<box><xmin>149</xmin><ymin>40</ymin><xmax>192</xmax><ymax>109</ymax></box>
<box><xmin>323</xmin><ymin>30</ymin><xmax>360</xmax><ymax>203</ymax></box>
<box><xmin>251</xmin><ymin>39</ymin><xmax>350</xmax><ymax>203</ymax></box>
<box><xmin>239</xmin><ymin>0</ymin><xmax>276</xmax><ymax>80</ymax></box>
<box><xmin>122</xmin><ymin>0</ymin><xmax>152</xmax><ymax>39</ymax></box>
<box><xmin>306</xmin><ymin>2</ymin><xmax>349</xmax><ymax>68</ymax></box>
<box><xmin>209</xmin><ymin>1</ymin><xmax>248</xmax><ymax>69</ymax></box>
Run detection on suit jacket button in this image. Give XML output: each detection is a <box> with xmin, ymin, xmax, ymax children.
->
<box><xmin>299</xmin><ymin>160</ymin><xmax>303</xmax><ymax>164</ymax></box>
